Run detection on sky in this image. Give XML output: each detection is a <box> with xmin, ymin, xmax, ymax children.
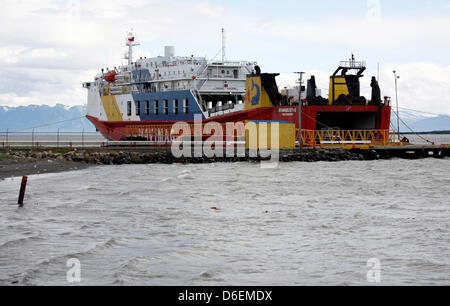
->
<box><xmin>1</xmin><ymin>0</ymin><xmax>450</xmax><ymax>116</ymax></box>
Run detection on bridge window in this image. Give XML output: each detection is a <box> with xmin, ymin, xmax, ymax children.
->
<box><xmin>145</xmin><ymin>100</ymin><xmax>150</xmax><ymax>115</ymax></box>
<box><xmin>173</xmin><ymin>99</ymin><xmax>179</xmax><ymax>115</ymax></box>
<box><xmin>154</xmin><ymin>100</ymin><xmax>159</xmax><ymax>115</ymax></box>
<box><xmin>163</xmin><ymin>99</ymin><xmax>168</xmax><ymax>115</ymax></box>
<box><xmin>183</xmin><ymin>98</ymin><xmax>189</xmax><ymax>114</ymax></box>
<box><xmin>135</xmin><ymin>101</ymin><xmax>141</xmax><ymax>116</ymax></box>
<box><xmin>127</xmin><ymin>101</ymin><xmax>132</xmax><ymax>116</ymax></box>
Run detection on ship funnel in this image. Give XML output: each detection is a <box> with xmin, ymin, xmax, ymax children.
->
<box><xmin>165</xmin><ymin>46</ymin><xmax>175</xmax><ymax>57</ymax></box>
<box><xmin>245</xmin><ymin>69</ymin><xmax>281</xmax><ymax>110</ymax></box>
<box><xmin>371</xmin><ymin>77</ymin><xmax>381</xmax><ymax>105</ymax></box>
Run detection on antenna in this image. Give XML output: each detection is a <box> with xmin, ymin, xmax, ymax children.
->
<box><xmin>222</xmin><ymin>28</ymin><xmax>226</xmax><ymax>63</ymax></box>
<box><xmin>377</xmin><ymin>62</ymin><xmax>380</xmax><ymax>83</ymax></box>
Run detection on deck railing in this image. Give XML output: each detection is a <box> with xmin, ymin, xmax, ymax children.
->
<box><xmin>300</xmin><ymin>129</ymin><xmax>397</xmax><ymax>147</ymax></box>
<box><xmin>1</xmin><ymin>128</ymin><xmax>400</xmax><ymax>149</ymax></box>
<box><xmin>339</xmin><ymin>60</ymin><xmax>366</xmax><ymax>69</ymax></box>
<box><xmin>126</xmin><ymin>123</ymin><xmax>246</xmax><ymax>142</ymax></box>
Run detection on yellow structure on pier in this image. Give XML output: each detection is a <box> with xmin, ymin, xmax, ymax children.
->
<box><xmin>245</xmin><ymin>120</ymin><xmax>296</xmax><ymax>150</ymax></box>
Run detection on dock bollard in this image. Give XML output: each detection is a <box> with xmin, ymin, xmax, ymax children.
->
<box><xmin>18</xmin><ymin>176</ymin><xmax>28</xmax><ymax>207</ymax></box>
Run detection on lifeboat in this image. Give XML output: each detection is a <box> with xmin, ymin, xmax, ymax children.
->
<box><xmin>104</xmin><ymin>71</ymin><xmax>117</xmax><ymax>83</ymax></box>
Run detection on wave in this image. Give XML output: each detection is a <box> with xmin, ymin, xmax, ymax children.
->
<box><xmin>19</xmin><ymin>237</ymin><xmax>123</xmax><ymax>284</ymax></box>
<box><xmin>0</xmin><ymin>235</ymin><xmax>44</xmax><ymax>249</ymax></box>
<box><xmin>177</xmin><ymin>174</ymin><xmax>195</xmax><ymax>180</ymax></box>
<box><xmin>111</xmin><ymin>256</ymin><xmax>167</xmax><ymax>285</ymax></box>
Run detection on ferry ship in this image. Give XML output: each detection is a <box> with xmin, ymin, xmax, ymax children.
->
<box><xmin>84</xmin><ymin>31</ymin><xmax>392</xmax><ymax>145</ymax></box>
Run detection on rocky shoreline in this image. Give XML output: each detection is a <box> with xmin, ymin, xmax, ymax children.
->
<box><xmin>3</xmin><ymin>148</ymin><xmax>378</xmax><ymax>165</ymax></box>
<box><xmin>0</xmin><ymin>155</ymin><xmax>90</xmax><ymax>180</ymax></box>
<box><xmin>1</xmin><ymin>147</ymin><xmax>448</xmax><ymax>179</ymax></box>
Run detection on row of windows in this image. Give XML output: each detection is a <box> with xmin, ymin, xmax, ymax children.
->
<box><xmin>141</xmin><ymin>60</ymin><xmax>200</xmax><ymax>68</ymax></box>
<box><xmin>143</xmin><ymin>71</ymin><xmax>191</xmax><ymax>79</ymax></box>
<box><xmin>127</xmin><ymin>99</ymin><xmax>189</xmax><ymax>116</ymax></box>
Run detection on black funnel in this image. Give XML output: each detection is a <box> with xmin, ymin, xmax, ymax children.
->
<box><xmin>307</xmin><ymin>76</ymin><xmax>317</xmax><ymax>99</ymax></box>
<box><xmin>371</xmin><ymin>77</ymin><xmax>381</xmax><ymax>105</ymax></box>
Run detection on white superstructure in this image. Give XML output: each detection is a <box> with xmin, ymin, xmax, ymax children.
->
<box><xmin>84</xmin><ymin>30</ymin><xmax>257</xmax><ymax>119</ymax></box>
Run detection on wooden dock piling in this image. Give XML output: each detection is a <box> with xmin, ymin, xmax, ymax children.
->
<box><xmin>18</xmin><ymin>176</ymin><xmax>28</xmax><ymax>207</ymax></box>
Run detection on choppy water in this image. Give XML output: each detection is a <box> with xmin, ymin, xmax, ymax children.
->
<box><xmin>406</xmin><ymin>134</ymin><xmax>450</xmax><ymax>145</ymax></box>
<box><xmin>0</xmin><ymin>159</ymin><xmax>449</xmax><ymax>286</ymax></box>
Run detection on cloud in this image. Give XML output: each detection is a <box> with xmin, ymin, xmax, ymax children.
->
<box><xmin>0</xmin><ymin>0</ymin><xmax>449</xmax><ymax>118</ymax></box>
<box><xmin>375</xmin><ymin>62</ymin><xmax>450</xmax><ymax>116</ymax></box>
<box><xmin>191</xmin><ymin>1</ymin><xmax>225</xmax><ymax>18</ymax></box>
<box><xmin>277</xmin><ymin>62</ymin><xmax>450</xmax><ymax>117</ymax></box>
<box><xmin>263</xmin><ymin>17</ymin><xmax>450</xmax><ymax>47</ymax></box>
<box><xmin>0</xmin><ymin>0</ymin><xmax>233</xmax><ymax>107</ymax></box>
<box><xmin>0</xmin><ymin>67</ymin><xmax>95</xmax><ymax>106</ymax></box>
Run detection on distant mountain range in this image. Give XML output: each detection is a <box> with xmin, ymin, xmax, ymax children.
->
<box><xmin>0</xmin><ymin>104</ymin><xmax>449</xmax><ymax>133</ymax></box>
<box><xmin>407</xmin><ymin>116</ymin><xmax>450</xmax><ymax>133</ymax></box>
<box><xmin>395</xmin><ymin>111</ymin><xmax>450</xmax><ymax>133</ymax></box>
<box><xmin>0</xmin><ymin>104</ymin><xmax>96</xmax><ymax>132</ymax></box>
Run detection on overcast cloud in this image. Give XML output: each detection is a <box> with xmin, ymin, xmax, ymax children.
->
<box><xmin>0</xmin><ymin>0</ymin><xmax>449</xmax><ymax>116</ymax></box>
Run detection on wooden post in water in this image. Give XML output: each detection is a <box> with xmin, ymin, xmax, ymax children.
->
<box><xmin>18</xmin><ymin>176</ymin><xmax>28</xmax><ymax>207</ymax></box>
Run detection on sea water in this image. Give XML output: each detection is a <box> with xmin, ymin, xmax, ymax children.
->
<box><xmin>0</xmin><ymin>159</ymin><xmax>449</xmax><ymax>285</ymax></box>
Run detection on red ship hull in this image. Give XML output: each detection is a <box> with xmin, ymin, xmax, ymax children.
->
<box><xmin>87</xmin><ymin>105</ymin><xmax>391</xmax><ymax>141</ymax></box>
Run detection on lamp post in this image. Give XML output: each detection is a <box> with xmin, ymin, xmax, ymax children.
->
<box><xmin>295</xmin><ymin>72</ymin><xmax>305</xmax><ymax>148</ymax></box>
<box><xmin>393</xmin><ymin>71</ymin><xmax>400</xmax><ymax>142</ymax></box>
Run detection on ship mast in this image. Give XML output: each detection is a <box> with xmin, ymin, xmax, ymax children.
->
<box><xmin>125</xmin><ymin>31</ymin><xmax>140</xmax><ymax>65</ymax></box>
<box><xmin>222</xmin><ymin>28</ymin><xmax>226</xmax><ymax>63</ymax></box>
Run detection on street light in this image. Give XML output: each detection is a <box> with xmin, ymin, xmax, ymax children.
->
<box><xmin>294</xmin><ymin>72</ymin><xmax>305</xmax><ymax>148</ymax></box>
<box><xmin>393</xmin><ymin>71</ymin><xmax>400</xmax><ymax>142</ymax></box>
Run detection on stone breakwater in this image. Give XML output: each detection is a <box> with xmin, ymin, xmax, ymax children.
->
<box><xmin>3</xmin><ymin>146</ymin><xmax>447</xmax><ymax>166</ymax></box>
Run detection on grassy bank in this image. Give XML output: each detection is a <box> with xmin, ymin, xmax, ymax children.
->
<box><xmin>0</xmin><ymin>153</ymin><xmax>13</xmax><ymax>161</ymax></box>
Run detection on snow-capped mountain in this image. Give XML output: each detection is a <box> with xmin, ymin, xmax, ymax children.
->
<box><xmin>0</xmin><ymin>104</ymin><xmax>96</xmax><ymax>132</ymax></box>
